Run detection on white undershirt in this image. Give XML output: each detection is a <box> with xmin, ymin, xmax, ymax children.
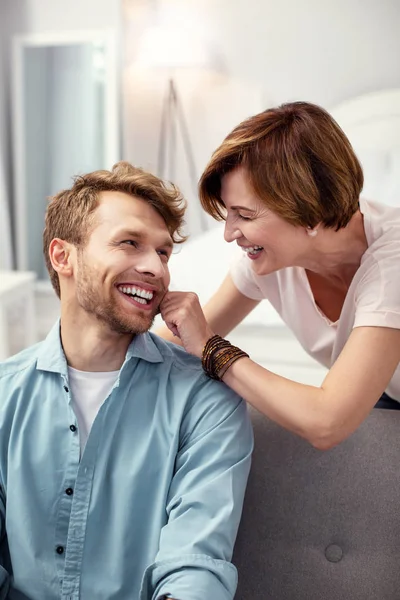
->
<box><xmin>68</xmin><ymin>366</ymin><xmax>119</xmax><ymax>452</ymax></box>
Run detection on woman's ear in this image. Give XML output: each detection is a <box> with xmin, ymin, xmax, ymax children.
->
<box><xmin>306</xmin><ymin>223</ymin><xmax>321</xmax><ymax>237</ymax></box>
<box><xmin>306</xmin><ymin>227</ymin><xmax>318</xmax><ymax>237</ymax></box>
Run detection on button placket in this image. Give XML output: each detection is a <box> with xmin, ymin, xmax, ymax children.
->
<box><xmin>61</xmin><ymin>464</ymin><xmax>95</xmax><ymax>597</ymax></box>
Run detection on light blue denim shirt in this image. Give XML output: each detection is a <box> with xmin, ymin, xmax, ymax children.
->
<box><xmin>0</xmin><ymin>322</ymin><xmax>253</xmax><ymax>600</ymax></box>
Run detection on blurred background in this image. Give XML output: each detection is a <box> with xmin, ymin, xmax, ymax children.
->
<box><xmin>0</xmin><ymin>0</ymin><xmax>399</xmax><ymax>381</ymax></box>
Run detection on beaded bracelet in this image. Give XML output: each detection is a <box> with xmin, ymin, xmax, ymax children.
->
<box><xmin>202</xmin><ymin>334</ymin><xmax>249</xmax><ymax>380</ymax></box>
<box><xmin>202</xmin><ymin>335</ymin><xmax>231</xmax><ymax>376</ymax></box>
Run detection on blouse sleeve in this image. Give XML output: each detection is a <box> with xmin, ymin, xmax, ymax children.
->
<box><xmin>354</xmin><ymin>243</ymin><xmax>400</xmax><ymax>330</ymax></box>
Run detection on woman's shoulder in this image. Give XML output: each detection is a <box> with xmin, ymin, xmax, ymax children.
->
<box><xmin>360</xmin><ymin>198</ymin><xmax>400</xmax><ymax>247</ymax></box>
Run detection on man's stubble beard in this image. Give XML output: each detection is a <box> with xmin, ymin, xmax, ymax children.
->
<box><xmin>76</xmin><ymin>256</ymin><xmax>159</xmax><ymax>336</ymax></box>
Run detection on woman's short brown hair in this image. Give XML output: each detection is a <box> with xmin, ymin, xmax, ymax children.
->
<box><xmin>43</xmin><ymin>161</ymin><xmax>187</xmax><ymax>297</ymax></box>
<box><xmin>199</xmin><ymin>101</ymin><xmax>363</xmax><ymax>230</ymax></box>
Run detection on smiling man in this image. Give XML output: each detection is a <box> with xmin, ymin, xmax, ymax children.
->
<box><xmin>0</xmin><ymin>162</ymin><xmax>252</xmax><ymax>600</ymax></box>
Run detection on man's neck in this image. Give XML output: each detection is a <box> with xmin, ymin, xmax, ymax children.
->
<box><xmin>60</xmin><ymin>308</ymin><xmax>134</xmax><ymax>372</ymax></box>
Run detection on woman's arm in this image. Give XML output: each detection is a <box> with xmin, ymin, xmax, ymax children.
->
<box><xmin>160</xmin><ymin>287</ymin><xmax>400</xmax><ymax>450</ymax></box>
<box><xmin>156</xmin><ymin>273</ymin><xmax>260</xmax><ymax>346</ymax></box>
<box><xmin>223</xmin><ymin>325</ymin><xmax>400</xmax><ymax>449</ymax></box>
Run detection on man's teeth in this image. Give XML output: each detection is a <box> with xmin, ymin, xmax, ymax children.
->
<box><xmin>244</xmin><ymin>245</ymin><xmax>263</xmax><ymax>255</ymax></box>
<box><xmin>119</xmin><ymin>286</ymin><xmax>154</xmax><ymax>302</ymax></box>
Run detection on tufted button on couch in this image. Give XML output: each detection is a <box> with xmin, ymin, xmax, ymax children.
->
<box><xmin>233</xmin><ymin>406</ymin><xmax>400</xmax><ymax>600</ymax></box>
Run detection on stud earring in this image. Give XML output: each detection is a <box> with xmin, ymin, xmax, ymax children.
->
<box><xmin>307</xmin><ymin>227</ymin><xmax>318</xmax><ymax>237</ymax></box>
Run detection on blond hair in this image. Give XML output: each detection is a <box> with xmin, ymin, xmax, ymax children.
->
<box><xmin>43</xmin><ymin>161</ymin><xmax>187</xmax><ymax>297</ymax></box>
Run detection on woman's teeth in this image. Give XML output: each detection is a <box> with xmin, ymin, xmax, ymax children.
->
<box><xmin>244</xmin><ymin>245</ymin><xmax>263</xmax><ymax>255</ymax></box>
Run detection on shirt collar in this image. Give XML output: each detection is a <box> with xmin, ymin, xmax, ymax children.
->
<box><xmin>125</xmin><ymin>330</ymin><xmax>164</xmax><ymax>364</ymax></box>
<box><xmin>36</xmin><ymin>319</ymin><xmax>164</xmax><ymax>375</ymax></box>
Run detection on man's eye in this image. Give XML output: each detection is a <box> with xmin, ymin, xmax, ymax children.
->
<box><xmin>122</xmin><ymin>240</ymin><xmax>137</xmax><ymax>247</ymax></box>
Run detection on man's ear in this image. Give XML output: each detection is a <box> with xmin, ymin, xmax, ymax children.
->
<box><xmin>48</xmin><ymin>238</ymin><xmax>75</xmax><ymax>279</ymax></box>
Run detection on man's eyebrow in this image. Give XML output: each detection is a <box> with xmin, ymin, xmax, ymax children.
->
<box><xmin>116</xmin><ymin>229</ymin><xmax>174</xmax><ymax>250</ymax></box>
<box><xmin>159</xmin><ymin>238</ymin><xmax>174</xmax><ymax>251</ymax></box>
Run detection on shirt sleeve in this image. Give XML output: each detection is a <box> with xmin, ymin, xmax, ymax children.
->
<box><xmin>0</xmin><ymin>484</ymin><xmax>10</xmax><ymax>598</ymax></box>
<box><xmin>229</xmin><ymin>253</ymin><xmax>265</xmax><ymax>301</ymax></box>
<box><xmin>139</xmin><ymin>381</ymin><xmax>253</xmax><ymax>600</ymax></box>
<box><xmin>354</xmin><ymin>246</ymin><xmax>400</xmax><ymax>330</ymax></box>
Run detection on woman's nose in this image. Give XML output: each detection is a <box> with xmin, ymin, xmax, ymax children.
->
<box><xmin>224</xmin><ymin>220</ymin><xmax>241</xmax><ymax>243</ymax></box>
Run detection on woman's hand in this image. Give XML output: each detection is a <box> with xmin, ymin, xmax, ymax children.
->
<box><xmin>159</xmin><ymin>291</ymin><xmax>215</xmax><ymax>358</ymax></box>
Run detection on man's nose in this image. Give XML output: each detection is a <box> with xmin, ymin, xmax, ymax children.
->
<box><xmin>134</xmin><ymin>252</ymin><xmax>166</xmax><ymax>278</ymax></box>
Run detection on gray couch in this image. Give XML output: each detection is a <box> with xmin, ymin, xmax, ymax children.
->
<box><xmin>233</xmin><ymin>407</ymin><xmax>400</xmax><ymax>600</ymax></box>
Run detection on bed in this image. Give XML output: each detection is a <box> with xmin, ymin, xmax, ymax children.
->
<box><xmin>165</xmin><ymin>88</ymin><xmax>400</xmax><ymax>328</ymax></box>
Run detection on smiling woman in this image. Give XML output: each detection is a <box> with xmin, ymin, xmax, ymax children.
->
<box><xmin>156</xmin><ymin>100</ymin><xmax>400</xmax><ymax>450</ymax></box>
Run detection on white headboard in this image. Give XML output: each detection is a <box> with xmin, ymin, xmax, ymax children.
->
<box><xmin>332</xmin><ymin>88</ymin><xmax>400</xmax><ymax>150</ymax></box>
<box><xmin>332</xmin><ymin>88</ymin><xmax>400</xmax><ymax>207</ymax></box>
<box><xmin>164</xmin><ymin>89</ymin><xmax>400</xmax><ymax>328</ymax></box>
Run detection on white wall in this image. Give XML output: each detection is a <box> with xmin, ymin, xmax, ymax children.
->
<box><xmin>177</xmin><ymin>0</ymin><xmax>400</xmax><ymax>108</ymax></box>
<box><xmin>123</xmin><ymin>0</ymin><xmax>400</xmax><ymax>236</ymax></box>
<box><xmin>22</xmin><ymin>0</ymin><xmax>121</xmax><ymax>33</ymax></box>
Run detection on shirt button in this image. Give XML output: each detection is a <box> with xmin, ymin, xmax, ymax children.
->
<box><xmin>56</xmin><ymin>545</ymin><xmax>64</xmax><ymax>555</ymax></box>
<box><xmin>69</xmin><ymin>424</ymin><xmax>77</xmax><ymax>432</ymax></box>
<box><xmin>65</xmin><ymin>488</ymin><xmax>73</xmax><ymax>496</ymax></box>
<box><xmin>63</xmin><ymin>385</ymin><xmax>69</xmax><ymax>393</ymax></box>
